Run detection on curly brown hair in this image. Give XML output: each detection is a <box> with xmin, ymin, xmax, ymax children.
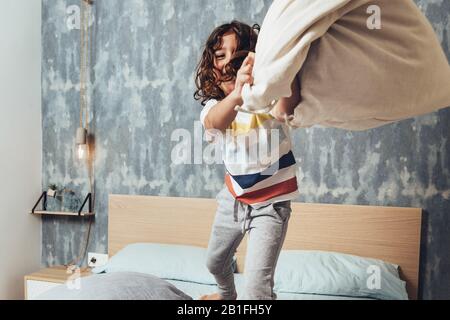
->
<box><xmin>193</xmin><ymin>20</ymin><xmax>260</xmax><ymax>106</ymax></box>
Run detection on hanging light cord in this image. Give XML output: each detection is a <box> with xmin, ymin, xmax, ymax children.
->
<box><xmin>79</xmin><ymin>0</ymin><xmax>86</xmax><ymax>129</ymax></box>
<box><xmin>65</xmin><ymin>0</ymin><xmax>95</xmax><ymax>272</ymax></box>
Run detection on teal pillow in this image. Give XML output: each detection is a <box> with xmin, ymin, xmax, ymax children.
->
<box><xmin>92</xmin><ymin>243</ymin><xmax>235</xmax><ymax>285</ymax></box>
<box><xmin>274</xmin><ymin>250</ymin><xmax>408</xmax><ymax>300</ymax></box>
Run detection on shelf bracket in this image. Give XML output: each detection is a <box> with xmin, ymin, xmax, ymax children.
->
<box><xmin>78</xmin><ymin>193</ymin><xmax>92</xmax><ymax>216</ymax></box>
<box><xmin>31</xmin><ymin>192</ymin><xmax>47</xmax><ymax>214</ymax></box>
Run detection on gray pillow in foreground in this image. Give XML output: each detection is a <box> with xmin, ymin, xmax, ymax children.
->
<box><xmin>35</xmin><ymin>272</ymin><xmax>193</xmax><ymax>300</ymax></box>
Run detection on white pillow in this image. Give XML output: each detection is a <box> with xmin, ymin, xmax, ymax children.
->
<box><xmin>274</xmin><ymin>250</ymin><xmax>409</xmax><ymax>300</ymax></box>
<box><xmin>92</xmin><ymin>243</ymin><xmax>236</xmax><ymax>285</ymax></box>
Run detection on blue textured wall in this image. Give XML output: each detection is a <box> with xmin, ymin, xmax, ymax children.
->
<box><xmin>41</xmin><ymin>0</ymin><xmax>449</xmax><ymax>299</ymax></box>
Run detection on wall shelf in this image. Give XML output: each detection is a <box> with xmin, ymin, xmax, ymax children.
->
<box><xmin>30</xmin><ymin>192</ymin><xmax>94</xmax><ymax>217</ymax></box>
<box><xmin>31</xmin><ymin>210</ymin><xmax>95</xmax><ymax>217</ymax></box>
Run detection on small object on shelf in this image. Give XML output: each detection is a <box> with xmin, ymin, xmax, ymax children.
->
<box><xmin>30</xmin><ymin>191</ymin><xmax>94</xmax><ymax>217</ymax></box>
<box><xmin>45</xmin><ymin>184</ymin><xmax>63</xmax><ymax>211</ymax></box>
<box><xmin>61</xmin><ymin>188</ymin><xmax>82</xmax><ymax>212</ymax></box>
<box><xmin>47</xmin><ymin>188</ymin><xmax>57</xmax><ymax>198</ymax></box>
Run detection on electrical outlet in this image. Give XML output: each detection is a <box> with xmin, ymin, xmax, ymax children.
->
<box><xmin>88</xmin><ymin>252</ymin><xmax>108</xmax><ymax>268</ymax></box>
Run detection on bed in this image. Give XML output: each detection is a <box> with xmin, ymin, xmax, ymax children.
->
<box><xmin>37</xmin><ymin>194</ymin><xmax>422</xmax><ymax>300</ymax></box>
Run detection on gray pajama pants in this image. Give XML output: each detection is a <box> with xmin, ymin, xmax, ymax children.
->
<box><xmin>205</xmin><ymin>186</ymin><xmax>291</xmax><ymax>300</ymax></box>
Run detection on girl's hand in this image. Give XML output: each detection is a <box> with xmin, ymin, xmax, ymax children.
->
<box><xmin>270</xmin><ymin>103</ymin><xmax>296</xmax><ymax>123</ymax></box>
<box><xmin>270</xmin><ymin>70</ymin><xmax>302</xmax><ymax>123</ymax></box>
<box><xmin>230</xmin><ymin>52</ymin><xmax>255</xmax><ymax>104</ymax></box>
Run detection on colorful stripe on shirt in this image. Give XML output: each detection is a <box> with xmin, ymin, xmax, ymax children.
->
<box><xmin>224</xmin><ymin>151</ymin><xmax>299</xmax><ymax>207</ymax></box>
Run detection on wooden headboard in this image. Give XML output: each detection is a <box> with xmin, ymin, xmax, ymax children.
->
<box><xmin>108</xmin><ymin>194</ymin><xmax>422</xmax><ymax>299</ymax></box>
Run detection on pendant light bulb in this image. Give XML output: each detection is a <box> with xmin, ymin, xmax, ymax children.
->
<box><xmin>76</xmin><ymin>127</ymin><xmax>88</xmax><ymax>160</ymax></box>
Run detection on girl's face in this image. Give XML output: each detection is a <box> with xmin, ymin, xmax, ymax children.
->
<box><xmin>213</xmin><ymin>31</ymin><xmax>237</xmax><ymax>96</ymax></box>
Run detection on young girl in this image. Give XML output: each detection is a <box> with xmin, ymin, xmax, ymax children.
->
<box><xmin>194</xmin><ymin>20</ymin><xmax>301</xmax><ymax>300</ymax></box>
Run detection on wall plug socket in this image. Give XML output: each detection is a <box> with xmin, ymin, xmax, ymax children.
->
<box><xmin>88</xmin><ymin>252</ymin><xmax>108</xmax><ymax>268</ymax></box>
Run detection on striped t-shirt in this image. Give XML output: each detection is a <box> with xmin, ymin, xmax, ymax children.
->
<box><xmin>200</xmin><ymin>98</ymin><xmax>299</xmax><ymax>208</ymax></box>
